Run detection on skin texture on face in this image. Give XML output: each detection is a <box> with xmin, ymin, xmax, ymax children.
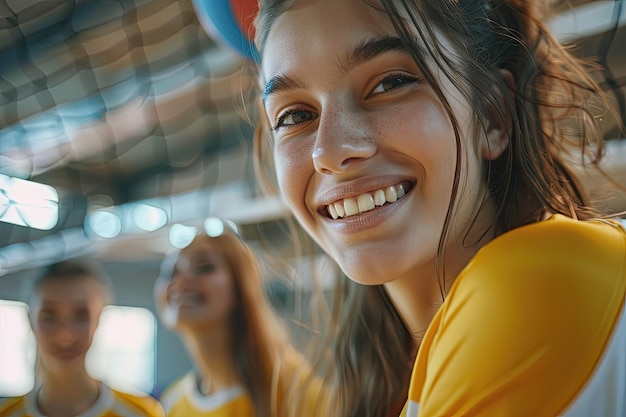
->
<box><xmin>154</xmin><ymin>235</ymin><xmax>237</xmax><ymax>333</ymax></box>
<box><xmin>29</xmin><ymin>276</ymin><xmax>105</xmax><ymax>373</ymax></box>
<box><xmin>261</xmin><ymin>0</ymin><xmax>505</xmax><ymax>289</ymax></box>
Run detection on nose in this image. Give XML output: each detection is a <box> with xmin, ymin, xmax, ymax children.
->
<box><xmin>55</xmin><ymin>321</ymin><xmax>79</xmax><ymax>346</ymax></box>
<box><xmin>312</xmin><ymin>103</ymin><xmax>377</xmax><ymax>174</ymax></box>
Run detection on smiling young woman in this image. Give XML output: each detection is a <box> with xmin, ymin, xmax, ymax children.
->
<box><xmin>249</xmin><ymin>0</ymin><xmax>626</xmax><ymax>416</ymax></box>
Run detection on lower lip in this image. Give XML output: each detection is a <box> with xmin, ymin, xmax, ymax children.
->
<box><xmin>324</xmin><ymin>192</ymin><xmax>410</xmax><ymax>234</ymax></box>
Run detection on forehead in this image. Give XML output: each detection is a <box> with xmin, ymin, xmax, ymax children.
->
<box><xmin>36</xmin><ymin>276</ymin><xmax>104</xmax><ymax>306</ymax></box>
<box><xmin>260</xmin><ymin>0</ymin><xmax>397</xmax><ymax>76</ymax></box>
<box><xmin>177</xmin><ymin>237</ymin><xmax>224</xmax><ymax>262</ymax></box>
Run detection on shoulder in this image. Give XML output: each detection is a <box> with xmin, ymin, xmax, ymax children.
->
<box><xmin>108</xmin><ymin>386</ymin><xmax>165</xmax><ymax>417</ymax></box>
<box><xmin>410</xmin><ymin>215</ymin><xmax>626</xmax><ymax>415</ymax></box>
<box><xmin>0</xmin><ymin>396</ymin><xmax>27</xmax><ymax>417</ymax></box>
<box><xmin>476</xmin><ymin>214</ymin><xmax>624</xmax><ymax>271</ymax></box>
<box><xmin>458</xmin><ymin>214</ymin><xmax>625</xmax><ymax>300</ymax></box>
<box><xmin>446</xmin><ymin>215</ymin><xmax>625</xmax><ymax>346</ymax></box>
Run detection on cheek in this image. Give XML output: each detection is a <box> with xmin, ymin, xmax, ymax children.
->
<box><xmin>389</xmin><ymin>100</ymin><xmax>458</xmax><ymax>177</ymax></box>
<box><xmin>274</xmin><ymin>140</ymin><xmax>314</xmax><ymax>207</ymax></box>
<box><xmin>218</xmin><ymin>278</ymin><xmax>237</xmax><ymax>303</ymax></box>
<box><xmin>384</xmin><ymin>104</ymin><xmax>461</xmax><ymax>221</ymax></box>
<box><xmin>34</xmin><ymin>322</ymin><xmax>54</xmax><ymax>337</ymax></box>
<box><xmin>33</xmin><ymin>326</ymin><xmax>49</xmax><ymax>345</ymax></box>
<box><xmin>212</xmin><ymin>276</ymin><xmax>237</xmax><ymax>312</ymax></box>
<box><xmin>390</xmin><ymin>99</ymin><xmax>455</xmax><ymax>154</ymax></box>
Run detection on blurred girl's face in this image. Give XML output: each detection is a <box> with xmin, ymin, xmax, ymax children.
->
<box><xmin>260</xmin><ymin>0</ymin><xmax>505</xmax><ymax>286</ymax></box>
<box><xmin>154</xmin><ymin>237</ymin><xmax>237</xmax><ymax>331</ymax></box>
<box><xmin>30</xmin><ymin>277</ymin><xmax>104</xmax><ymax>372</ymax></box>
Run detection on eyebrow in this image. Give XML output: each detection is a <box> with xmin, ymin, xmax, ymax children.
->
<box><xmin>337</xmin><ymin>36</ymin><xmax>421</xmax><ymax>74</ymax></box>
<box><xmin>262</xmin><ymin>36</ymin><xmax>425</xmax><ymax>102</ymax></box>
<box><xmin>263</xmin><ymin>73</ymin><xmax>306</xmax><ymax>103</ymax></box>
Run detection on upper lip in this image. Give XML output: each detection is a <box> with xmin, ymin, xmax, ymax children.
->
<box><xmin>315</xmin><ymin>176</ymin><xmax>415</xmax><ymax>208</ymax></box>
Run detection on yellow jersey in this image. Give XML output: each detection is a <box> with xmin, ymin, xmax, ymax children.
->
<box><xmin>159</xmin><ymin>373</ymin><xmax>253</xmax><ymax>417</ymax></box>
<box><xmin>0</xmin><ymin>383</ymin><xmax>164</xmax><ymax>417</ymax></box>
<box><xmin>405</xmin><ymin>215</ymin><xmax>626</xmax><ymax>416</ymax></box>
<box><xmin>160</xmin><ymin>349</ymin><xmax>325</xmax><ymax>417</ymax></box>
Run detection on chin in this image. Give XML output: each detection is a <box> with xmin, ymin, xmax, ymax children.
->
<box><xmin>335</xmin><ymin>250</ymin><xmax>406</xmax><ymax>286</ymax></box>
<box><xmin>341</xmin><ymin>264</ymin><xmax>397</xmax><ymax>286</ymax></box>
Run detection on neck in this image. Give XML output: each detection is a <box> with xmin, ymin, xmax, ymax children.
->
<box><xmin>37</xmin><ymin>367</ymin><xmax>100</xmax><ymax>417</ymax></box>
<box><xmin>384</xmin><ymin>213</ymin><xmax>496</xmax><ymax>349</ymax></box>
<box><xmin>383</xmin><ymin>261</ymin><xmax>445</xmax><ymax>347</ymax></box>
<box><xmin>180</xmin><ymin>324</ymin><xmax>241</xmax><ymax>394</ymax></box>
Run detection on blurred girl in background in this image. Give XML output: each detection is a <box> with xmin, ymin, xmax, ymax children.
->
<box><xmin>154</xmin><ymin>218</ymin><xmax>321</xmax><ymax>417</ymax></box>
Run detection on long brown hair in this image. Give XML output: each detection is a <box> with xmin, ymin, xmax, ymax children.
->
<box><xmin>215</xmin><ymin>230</ymin><xmax>287</xmax><ymax>417</ymax></box>
<box><xmin>251</xmin><ymin>0</ymin><xmax>615</xmax><ymax>415</ymax></box>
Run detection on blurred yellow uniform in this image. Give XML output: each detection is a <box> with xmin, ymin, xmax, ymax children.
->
<box><xmin>0</xmin><ymin>383</ymin><xmax>164</xmax><ymax>417</ymax></box>
<box><xmin>404</xmin><ymin>215</ymin><xmax>626</xmax><ymax>416</ymax></box>
<box><xmin>159</xmin><ymin>373</ymin><xmax>253</xmax><ymax>417</ymax></box>
<box><xmin>160</xmin><ymin>349</ymin><xmax>324</xmax><ymax>417</ymax></box>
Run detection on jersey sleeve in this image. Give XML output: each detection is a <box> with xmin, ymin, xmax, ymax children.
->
<box><xmin>410</xmin><ymin>216</ymin><xmax>626</xmax><ymax>416</ymax></box>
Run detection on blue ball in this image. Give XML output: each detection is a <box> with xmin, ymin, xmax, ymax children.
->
<box><xmin>192</xmin><ymin>0</ymin><xmax>259</xmax><ymax>62</ymax></box>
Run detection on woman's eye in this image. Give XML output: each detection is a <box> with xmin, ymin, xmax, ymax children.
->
<box><xmin>39</xmin><ymin>313</ymin><xmax>56</xmax><ymax>323</ymax></box>
<box><xmin>370</xmin><ymin>73</ymin><xmax>420</xmax><ymax>95</ymax></box>
<box><xmin>75</xmin><ymin>310</ymin><xmax>90</xmax><ymax>322</ymax></box>
<box><xmin>273</xmin><ymin>109</ymin><xmax>318</xmax><ymax>130</ymax></box>
<box><xmin>195</xmin><ymin>264</ymin><xmax>216</xmax><ymax>274</ymax></box>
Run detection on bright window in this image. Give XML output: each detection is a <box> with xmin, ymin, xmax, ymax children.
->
<box><xmin>0</xmin><ymin>174</ymin><xmax>59</xmax><ymax>230</ymax></box>
<box><xmin>0</xmin><ymin>300</ymin><xmax>36</xmax><ymax>397</ymax></box>
<box><xmin>86</xmin><ymin>305</ymin><xmax>156</xmax><ymax>394</ymax></box>
<box><xmin>0</xmin><ymin>301</ymin><xmax>155</xmax><ymax>397</ymax></box>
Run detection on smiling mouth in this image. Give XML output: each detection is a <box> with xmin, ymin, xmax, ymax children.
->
<box><xmin>324</xmin><ymin>183</ymin><xmax>411</xmax><ymax>220</ymax></box>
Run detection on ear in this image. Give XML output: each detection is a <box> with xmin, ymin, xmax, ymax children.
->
<box><xmin>481</xmin><ymin>69</ymin><xmax>514</xmax><ymax>161</ymax></box>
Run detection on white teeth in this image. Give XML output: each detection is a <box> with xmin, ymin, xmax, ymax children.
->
<box><xmin>334</xmin><ymin>202</ymin><xmax>345</xmax><ymax>217</ymax></box>
<box><xmin>374</xmin><ymin>189</ymin><xmax>386</xmax><ymax>206</ymax></box>
<box><xmin>344</xmin><ymin>198</ymin><xmax>359</xmax><ymax>216</ymax></box>
<box><xmin>357</xmin><ymin>193</ymin><xmax>375</xmax><ymax>213</ymax></box>
<box><xmin>328</xmin><ymin>204</ymin><xmax>339</xmax><ymax>220</ymax></box>
<box><xmin>327</xmin><ymin>184</ymin><xmax>407</xmax><ymax>219</ymax></box>
<box><xmin>385</xmin><ymin>186</ymin><xmax>398</xmax><ymax>203</ymax></box>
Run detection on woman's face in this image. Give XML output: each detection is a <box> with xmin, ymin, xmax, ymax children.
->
<box><xmin>154</xmin><ymin>236</ymin><xmax>237</xmax><ymax>331</ymax></box>
<box><xmin>260</xmin><ymin>0</ymin><xmax>503</xmax><ymax>285</ymax></box>
<box><xmin>30</xmin><ymin>277</ymin><xmax>104</xmax><ymax>372</ymax></box>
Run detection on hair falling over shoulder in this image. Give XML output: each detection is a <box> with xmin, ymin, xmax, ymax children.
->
<box><xmin>193</xmin><ymin>230</ymin><xmax>289</xmax><ymax>417</ymax></box>
<box><xmin>251</xmin><ymin>0</ymin><xmax>619</xmax><ymax>416</ymax></box>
